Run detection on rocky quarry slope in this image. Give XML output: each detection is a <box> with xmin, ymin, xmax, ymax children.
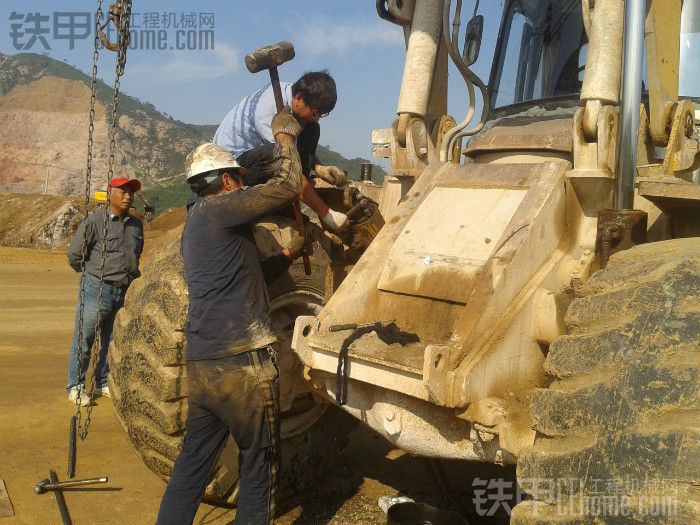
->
<box><xmin>0</xmin><ymin>53</ymin><xmax>213</xmax><ymax>210</ymax></box>
<box><xmin>0</xmin><ymin>53</ymin><xmax>385</xmax><ymax>214</ymax></box>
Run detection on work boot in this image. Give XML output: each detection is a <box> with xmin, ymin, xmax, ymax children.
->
<box><xmin>68</xmin><ymin>385</ymin><xmax>92</xmax><ymax>407</ymax></box>
<box><xmin>96</xmin><ymin>386</ymin><xmax>111</xmax><ymax>398</ymax></box>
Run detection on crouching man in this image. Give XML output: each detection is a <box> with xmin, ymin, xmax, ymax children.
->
<box><xmin>156</xmin><ymin>107</ymin><xmax>310</xmax><ymax>525</ymax></box>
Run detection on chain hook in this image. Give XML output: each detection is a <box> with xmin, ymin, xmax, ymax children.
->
<box><xmin>97</xmin><ymin>1</ymin><xmax>131</xmax><ymax>54</ymax></box>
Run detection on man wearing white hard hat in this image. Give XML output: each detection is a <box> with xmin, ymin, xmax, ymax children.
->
<box><xmin>156</xmin><ymin>107</ymin><xmax>310</xmax><ymax>525</ymax></box>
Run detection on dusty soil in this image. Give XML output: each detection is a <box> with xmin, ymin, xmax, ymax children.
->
<box><xmin>0</xmin><ymin>246</ymin><xmax>494</xmax><ymax>525</ymax></box>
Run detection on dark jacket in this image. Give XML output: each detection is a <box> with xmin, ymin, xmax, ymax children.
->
<box><xmin>181</xmin><ymin>140</ymin><xmax>302</xmax><ymax>360</ymax></box>
<box><xmin>68</xmin><ymin>210</ymin><xmax>143</xmax><ymax>285</ymax></box>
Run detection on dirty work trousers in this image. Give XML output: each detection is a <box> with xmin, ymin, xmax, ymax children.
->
<box><xmin>156</xmin><ymin>347</ymin><xmax>280</xmax><ymax>525</ymax></box>
<box><xmin>66</xmin><ymin>272</ymin><xmax>126</xmax><ymax>391</ymax></box>
<box><xmin>237</xmin><ymin>122</ymin><xmax>320</xmax><ymax>185</ymax></box>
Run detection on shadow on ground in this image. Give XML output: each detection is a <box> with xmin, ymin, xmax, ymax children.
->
<box><xmin>272</xmin><ymin>423</ymin><xmax>516</xmax><ymax>525</ymax></box>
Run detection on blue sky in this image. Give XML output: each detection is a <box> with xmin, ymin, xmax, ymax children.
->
<box><xmin>1</xmin><ymin>1</ymin><xmax>502</xmax><ymax>162</ymax></box>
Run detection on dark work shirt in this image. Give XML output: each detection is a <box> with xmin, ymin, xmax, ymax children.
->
<box><xmin>181</xmin><ymin>140</ymin><xmax>301</xmax><ymax>361</ymax></box>
<box><xmin>68</xmin><ymin>209</ymin><xmax>143</xmax><ymax>285</ymax></box>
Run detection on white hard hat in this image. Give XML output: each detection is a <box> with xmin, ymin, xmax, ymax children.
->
<box><xmin>185</xmin><ymin>143</ymin><xmax>245</xmax><ymax>183</ymax></box>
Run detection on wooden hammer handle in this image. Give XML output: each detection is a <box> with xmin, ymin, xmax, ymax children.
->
<box><xmin>267</xmin><ymin>67</ymin><xmax>311</xmax><ymax>275</ymax></box>
<box><xmin>269</xmin><ymin>67</ymin><xmax>284</xmax><ymax>115</ymax></box>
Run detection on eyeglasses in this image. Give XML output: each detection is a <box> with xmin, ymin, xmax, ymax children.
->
<box><xmin>311</xmin><ymin>107</ymin><xmax>330</xmax><ymax>120</ymax></box>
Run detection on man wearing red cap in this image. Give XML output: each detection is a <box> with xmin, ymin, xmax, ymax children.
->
<box><xmin>66</xmin><ymin>177</ymin><xmax>144</xmax><ymax>406</ymax></box>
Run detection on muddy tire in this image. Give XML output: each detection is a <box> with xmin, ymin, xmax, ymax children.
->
<box><xmin>511</xmin><ymin>238</ymin><xmax>700</xmax><ymax>524</ymax></box>
<box><xmin>108</xmin><ymin>221</ymin><xmax>355</xmax><ymax>505</ymax></box>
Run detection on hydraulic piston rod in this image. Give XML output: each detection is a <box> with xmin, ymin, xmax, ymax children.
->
<box><xmin>615</xmin><ymin>0</ymin><xmax>646</xmax><ymax>209</ymax></box>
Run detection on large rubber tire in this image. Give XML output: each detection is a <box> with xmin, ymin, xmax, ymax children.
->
<box><xmin>512</xmin><ymin>238</ymin><xmax>700</xmax><ymax>524</ymax></box>
<box><xmin>108</xmin><ymin>223</ymin><xmax>355</xmax><ymax>505</ymax></box>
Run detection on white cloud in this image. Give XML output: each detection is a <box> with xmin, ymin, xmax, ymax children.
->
<box><xmin>128</xmin><ymin>44</ymin><xmax>239</xmax><ymax>85</ymax></box>
<box><xmin>294</xmin><ymin>17</ymin><xmax>404</xmax><ymax>56</ymax></box>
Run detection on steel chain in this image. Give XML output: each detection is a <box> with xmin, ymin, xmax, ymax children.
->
<box><xmin>73</xmin><ymin>0</ymin><xmax>104</xmax><ymax>425</ymax></box>
<box><xmin>75</xmin><ymin>0</ymin><xmax>132</xmax><ymax>439</ymax></box>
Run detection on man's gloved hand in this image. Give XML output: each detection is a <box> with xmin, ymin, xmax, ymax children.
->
<box><xmin>284</xmin><ymin>232</ymin><xmax>314</xmax><ymax>260</ymax></box>
<box><xmin>272</xmin><ymin>106</ymin><xmax>302</xmax><ymax>140</ymax></box>
<box><xmin>321</xmin><ymin>209</ymin><xmax>349</xmax><ymax>234</ymax></box>
<box><xmin>315</xmin><ymin>165</ymin><xmax>348</xmax><ymax>187</ymax></box>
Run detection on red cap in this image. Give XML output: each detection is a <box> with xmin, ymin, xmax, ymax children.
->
<box><xmin>109</xmin><ymin>177</ymin><xmax>141</xmax><ymax>192</ymax></box>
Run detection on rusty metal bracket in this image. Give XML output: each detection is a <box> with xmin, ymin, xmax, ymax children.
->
<box><xmin>596</xmin><ymin>209</ymin><xmax>648</xmax><ymax>268</ymax></box>
<box><xmin>663</xmin><ymin>100</ymin><xmax>699</xmax><ymax>177</ymax></box>
<box><xmin>646</xmin><ymin>0</ymin><xmax>681</xmax><ymax>146</ymax></box>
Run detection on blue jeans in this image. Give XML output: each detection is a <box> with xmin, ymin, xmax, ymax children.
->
<box><xmin>66</xmin><ymin>273</ymin><xmax>126</xmax><ymax>391</ymax></box>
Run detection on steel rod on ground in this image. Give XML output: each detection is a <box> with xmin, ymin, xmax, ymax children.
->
<box><xmin>68</xmin><ymin>416</ymin><xmax>76</xmax><ymax>479</ymax></box>
<box><xmin>48</xmin><ymin>470</ymin><xmax>72</xmax><ymax>525</ymax></box>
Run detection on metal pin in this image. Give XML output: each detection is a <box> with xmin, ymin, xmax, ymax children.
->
<box><xmin>35</xmin><ymin>476</ymin><xmax>108</xmax><ymax>495</ymax></box>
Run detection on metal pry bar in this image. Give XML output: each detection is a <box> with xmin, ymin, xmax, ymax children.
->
<box><xmin>47</xmin><ymin>470</ymin><xmax>72</xmax><ymax>525</ymax></box>
<box><xmin>35</xmin><ymin>476</ymin><xmax>108</xmax><ymax>495</ymax></box>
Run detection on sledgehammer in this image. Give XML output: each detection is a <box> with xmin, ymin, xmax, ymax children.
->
<box><xmin>245</xmin><ymin>41</ymin><xmax>295</xmax><ymax>116</ymax></box>
<box><xmin>245</xmin><ymin>41</ymin><xmax>312</xmax><ymax>275</ymax></box>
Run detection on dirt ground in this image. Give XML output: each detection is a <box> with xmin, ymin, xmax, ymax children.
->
<box><xmin>0</xmin><ymin>246</ymin><xmax>504</xmax><ymax>525</ymax></box>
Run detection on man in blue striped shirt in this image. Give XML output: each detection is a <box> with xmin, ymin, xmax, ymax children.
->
<box><xmin>214</xmin><ymin>71</ymin><xmax>349</xmax><ymax>233</ymax></box>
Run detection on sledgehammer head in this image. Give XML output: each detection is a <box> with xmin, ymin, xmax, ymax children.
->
<box><xmin>245</xmin><ymin>41</ymin><xmax>295</xmax><ymax>73</ymax></box>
